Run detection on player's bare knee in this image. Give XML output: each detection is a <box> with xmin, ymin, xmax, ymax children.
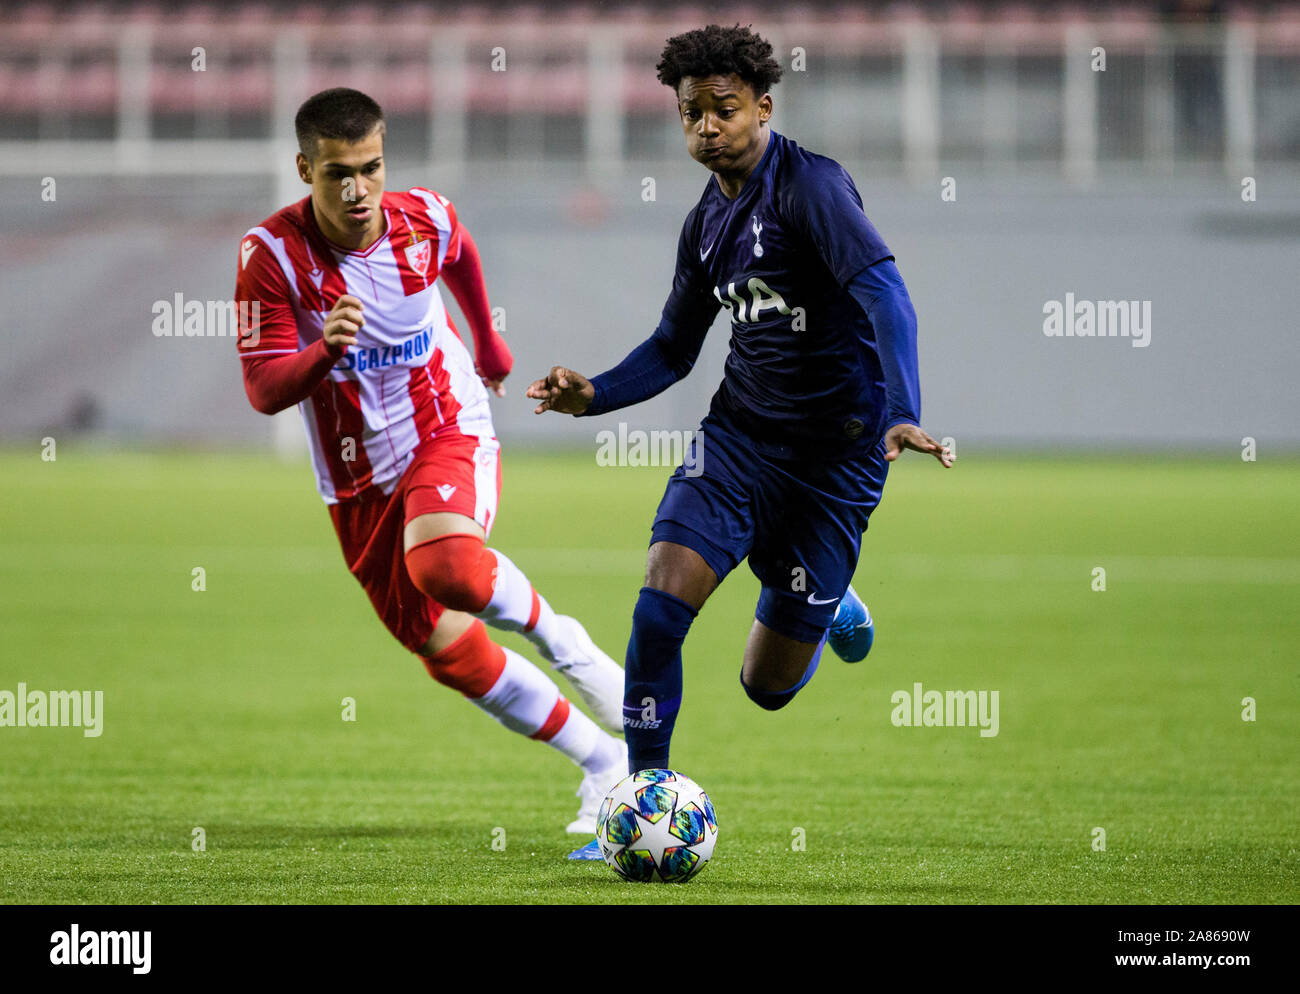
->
<box><xmin>419</xmin><ymin>617</ymin><xmax>506</xmax><ymax>696</ymax></box>
<box><xmin>644</xmin><ymin>541</ymin><xmax>717</xmax><ymax>609</ymax></box>
<box><xmin>419</xmin><ymin>609</ymin><xmax>477</xmax><ymax>658</ymax></box>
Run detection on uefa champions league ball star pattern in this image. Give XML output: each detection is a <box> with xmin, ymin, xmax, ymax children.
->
<box><xmin>595</xmin><ymin>769</ymin><xmax>718</xmax><ymax>882</ymax></box>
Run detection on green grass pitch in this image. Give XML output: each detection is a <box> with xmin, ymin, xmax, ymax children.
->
<box><xmin>1</xmin><ymin>446</ymin><xmax>1297</xmax><ymax>904</ymax></box>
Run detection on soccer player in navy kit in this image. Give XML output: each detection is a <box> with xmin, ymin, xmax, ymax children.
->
<box><xmin>528</xmin><ymin>26</ymin><xmax>952</xmax><ymax>823</ymax></box>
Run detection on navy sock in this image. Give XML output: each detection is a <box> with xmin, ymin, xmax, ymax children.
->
<box><xmin>740</xmin><ymin>632</ymin><xmax>827</xmax><ymax>711</ymax></box>
<box><xmin>623</xmin><ymin>586</ymin><xmax>698</xmax><ymax>774</ymax></box>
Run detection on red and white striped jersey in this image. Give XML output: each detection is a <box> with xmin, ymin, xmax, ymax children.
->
<box><xmin>235</xmin><ymin>189</ymin><xmax>493</xmax><ymax>503</ymax></box>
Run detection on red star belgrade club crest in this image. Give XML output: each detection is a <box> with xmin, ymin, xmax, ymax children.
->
<box><xmin>404</xmin><ymin>237</ymin><xmax>432</xmax><ymax>278</ymax></box>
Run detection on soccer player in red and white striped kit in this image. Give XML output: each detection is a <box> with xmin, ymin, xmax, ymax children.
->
<box><xmin>234</xmin><ymin>88</ymin><xmax>625</xmax><ymax>833</ymax></box>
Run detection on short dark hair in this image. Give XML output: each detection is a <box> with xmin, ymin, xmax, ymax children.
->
<box><xmin>656</xmin><ymin>24</ymin><xmax>783</xmax><ymax>97</ymax></box>
<box><xmin>294</xmin><ymin>88</ymin><xmax>385</xmax><ymax>160</ymax></box>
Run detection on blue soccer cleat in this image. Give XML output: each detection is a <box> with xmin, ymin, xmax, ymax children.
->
<box><xmin>567</xmin><ymin>837</ymin><xmax>603</xmax><ymax>861</ymax></box>
<box><xmin>828</xmin><ymin>585</ymin><xmax>874</xmax><ymax>662</ymax></box>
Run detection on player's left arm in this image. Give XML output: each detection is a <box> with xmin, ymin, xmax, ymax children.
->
<box><xmin>783</xmin><ymin>163</ymin><xmax>952</xmax><ymax>468</ymax></box>
<box><xmin>437</xmin><ymin>215</ymin><xmax>512</xmax><ymax>397</ymax></box>
<box><xmin>846</xmin><ymin>260</ymin><xmax>951</xmax><ymax>468</ymax></box>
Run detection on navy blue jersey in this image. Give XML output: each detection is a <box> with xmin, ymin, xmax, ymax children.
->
<box><xmin>585</xmin><ymin>130</ymin><xmax>919</xmax><ymax>460</ymax></box>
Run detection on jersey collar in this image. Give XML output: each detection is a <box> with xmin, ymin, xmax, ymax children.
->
<box><xmin>304</xmin><ymin>196</ymin><xmax>393</xmax><ymax>258</ymax></box>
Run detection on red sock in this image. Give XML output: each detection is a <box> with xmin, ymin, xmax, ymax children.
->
<box><xmin>405</xmin><ymin>534</ymin><xmax>496</xmax><ymax>613</ymax></box>
<box><xmin>423</xmin><ymin>623</ymin><xmax>603</xmax><ymax>765</ymax></box>
<box><xmin>420</xmin><ymin>619</ymin><xmax>506</xmax><ymax>696</ymax></box>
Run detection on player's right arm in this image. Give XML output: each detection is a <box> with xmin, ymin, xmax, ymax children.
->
<box><xmin>527</xmin><ymin>212</ymin><xmax>719</xmax><ymax>417</ymax></box>
<box><xmin>234</xmin><ymin>234</ymin><xmax>361</xmax><ymax>415</ymax></box>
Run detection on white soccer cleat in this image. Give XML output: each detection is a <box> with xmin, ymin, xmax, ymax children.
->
<box><xmin>566</xmin><ymin>741</ymin><xmax>628</xmax><ymax>835</ymax></box>
<box><xmin>539</xmin><ymin>616</ymin><xmax>626</xmax><ymax>735</ymax></box>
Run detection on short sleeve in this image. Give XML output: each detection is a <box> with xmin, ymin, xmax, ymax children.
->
<box><xmin>234</xmin><ymin>235</ymin><xmax>300</xmax><ymax>356</ymax></box>
<box><xmin>782</xmin><ymin>160</ymin><xmax>893</xmax><ymax>285</ymax></box>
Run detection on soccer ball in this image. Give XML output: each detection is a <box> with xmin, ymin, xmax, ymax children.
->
<box><xmin>595</xmin><ymin>769</ymin><xmax>718</xmax><ymax>882</ymax></box>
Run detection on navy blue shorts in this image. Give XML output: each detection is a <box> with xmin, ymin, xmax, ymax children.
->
<box><xmin>650</xmin><ymin>410</ymin><xmax>890</xmax><ymax>643</ymax></box>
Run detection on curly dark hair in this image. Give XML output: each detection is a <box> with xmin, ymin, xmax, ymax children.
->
<box><xmin>656</xmin><ymin>24</ymin><xmax>783</xmax><ymax>97</ymax></box>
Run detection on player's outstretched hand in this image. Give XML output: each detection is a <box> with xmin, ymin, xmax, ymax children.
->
<box><xmin>526</xmin><ymin>366</ymin><xmax>595</xmax><ymax>415</ymax></box>
<box><xmin>323</xmin><ymin>294</ymin><xmax>364</xmax><ymax>353</ymax></box>
<box><xmin>884</xmin><ymin>423</ymin><xmax>954</xmax><ymax>468</ymax></box>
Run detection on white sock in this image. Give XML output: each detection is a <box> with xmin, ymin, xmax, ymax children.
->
<box><xmin>549</xmin><ymin>710</ymin><xmax>611</xmax><ymax>772</ymax></box>
<box><xmin>479</xmin><ymin>548</ymin><xmax>568</xmax><ymax>659</ymax></box>
<box><xmin>470</xmin><ymin>647</ymin><xmax>597</xmax><ymax>765</ymax></box>
<box><xmin>576</xmin><ymin>730</ymin><xmax>624</xmax><ymax>775</ymax></box>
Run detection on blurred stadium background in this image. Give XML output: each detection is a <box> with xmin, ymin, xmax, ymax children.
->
<box><xmin>1</xmin><ymin>0</ymin><xmax>1297</xmax><ymax>452</ymax></box>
